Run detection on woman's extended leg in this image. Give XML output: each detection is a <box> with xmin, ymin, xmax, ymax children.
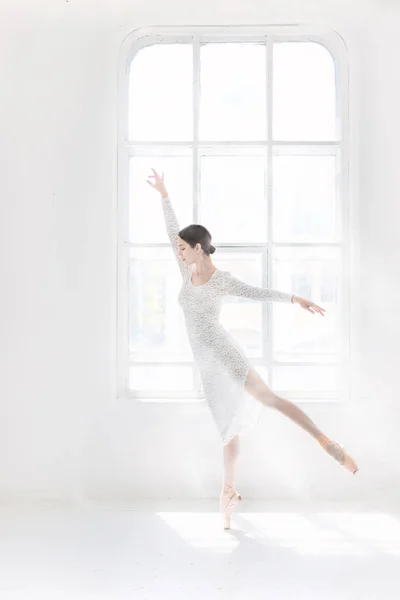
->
<box><xmin>244</xmin><ymin>368</ymin><xmax>358</xmax><ymax>474</ymax></box>
<box><xmin>245</xmin><ymin>369</ymin><xmax>323</xmax><ymax>439</ymax></box>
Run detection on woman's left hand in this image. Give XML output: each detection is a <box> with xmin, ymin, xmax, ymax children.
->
<box><xmin>293</xmin><ymin>296</ymin><xmax>326</xmax><ymax>316</ymax></box>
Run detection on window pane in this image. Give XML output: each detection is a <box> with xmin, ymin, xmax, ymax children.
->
<box><xmin>200</xmin><ymin>43</ymin><xmax>266</xmax><ymax>141</ymax></box>
<box><xmin>273</xmin><ymin>42</ymin><xmax>336</xmax><ymax>141</ymax></box>
<box><xmin>273</xmin><ymin>366</ymin><xmax>341</xmax><ymax>393</ymax></box>
<box><xmin>215</xmin><ymin>252</ymin><xmax>265</xmax><ymax>357</ymax></box>
<box><xmin>129</xmin><ymin>365</ymin><xmax>193</xmax><ymax>391</ymax></box>
<box><xmin>129</xmin><ymin>155</ymin><xmax>192</xmax><ymax>243</ymax></box>
<box><xmin>129</xmin><ymin>248</ymin><xmax>192</xmax><ymax>360</ymax></box>
<box><xmin>273</xmin><ymin>152</ymin><xmax>338</xmax><ymax>243</ymax></box>
<box><xmin>129</xmin><ymin>44</ymin><xmax>193</xmax><ymax>141</ymax></box>
<box><xmin>200</xmin><ymin>154</ymin><xmax>267</xmax><ymax>242</ymax></box>
<box><xmin>273</xmin><ymin>247</ymin><xmax>340</xmax><ymax>362</ymax></box>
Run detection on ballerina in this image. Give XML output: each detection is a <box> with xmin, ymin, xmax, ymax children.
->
<box><xmin>147</xmin><ymin>169</ymin><xmax>358</xmax><ymax>530</ymax></box>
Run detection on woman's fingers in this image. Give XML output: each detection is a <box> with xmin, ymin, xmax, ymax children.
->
<box><xmin>149</xmin><ymin>169</ymin><xmax>157</xmax><ymax>179</ymax></box>
<box><xmin>147</xmin><ymin>168</ymin><xmax>165</xmax><ymax>192</ymax></box>
<box><xmin>315</xmin><ymin>304</ymin><xmax>326</xmax><ymax>312</ymax></box>
<box><xmin>149</xmin><ymin>169</ymin><xmax>163</xmax><ymax>185</ymax></box>
<box><xmin>313</xmin><ymin>304</ymin><xmax>326</xmax><ymax>316</ymax></box>
<box><xmin>302</xmin><ymin>302</ymin><xmax>325</xmax><ymax>317</ymax></box>
<box><xmin>310</xmin><ymin>305</ymin><xmax>325</xmax><ymax>316</ymax></box>
<box><xmin>301</xmin><ymin>300</ymin><xmax>326</xmax><ymax>316</ymax></box>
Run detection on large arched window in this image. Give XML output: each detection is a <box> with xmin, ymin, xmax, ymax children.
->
<box><xmin>118</xmin><ymin>27</ymin><xmax>350</xmax><ymax>403</ymax></box>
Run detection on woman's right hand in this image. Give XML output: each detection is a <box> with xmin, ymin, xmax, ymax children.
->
<box><xmin>147</xmin><ymin>168</ymin><xmax>168</xmax><ymax>199</ymax></box>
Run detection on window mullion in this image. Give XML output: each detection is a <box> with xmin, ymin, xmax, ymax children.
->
<box><xmin>266</xmin><ymin>34</ymin><xmax>274</xmax><ymax>387</ymax></box>
<box><xmin>193</xmin><ymin>34</ymin><xmax>200</xmax><ymax>220</ymax></box>
<box><xmin>193</xmin><ymin>34</ymin><xmax>202</xmax><ymax>394</ymax></box>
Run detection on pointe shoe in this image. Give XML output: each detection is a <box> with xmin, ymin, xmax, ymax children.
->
<box><xmin>318</xmin><ymin>435</ymin><xmax>358</xmax><ymax>474</ymax></box>
<box><xmin>220</xmin><ymin>484</ymin><xmax>243</xmax><ymax>530</ymax></box>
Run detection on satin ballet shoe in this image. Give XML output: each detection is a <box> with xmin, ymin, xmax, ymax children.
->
<box><xmin>317</xmin><ymin>435</ymin><xmax>358</xmax><ymax>474</ymax></box>
<box><xmin>220</xmin><ymin>483</ymin><xmax>243</xmax><ymax>530</ymax></box>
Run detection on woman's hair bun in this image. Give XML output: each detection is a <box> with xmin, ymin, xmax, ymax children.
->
<box><xmin>209</xmin><ymin>244</ymin><xmax>216</xmax><ymax>254</ymax></box>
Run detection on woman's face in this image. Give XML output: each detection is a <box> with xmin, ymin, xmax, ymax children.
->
<box><xmin>177</xmin><ymin>237</ymin><xmax>198</xmax><ymax>265</ymax></box>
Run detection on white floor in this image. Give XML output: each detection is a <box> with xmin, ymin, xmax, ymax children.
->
<box><xmin>1</xmin><ymin>499</ymin><xmax>399</xmax><ymax>600</ymax></box>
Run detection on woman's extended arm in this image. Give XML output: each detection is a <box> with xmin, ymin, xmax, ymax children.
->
<box><xmin>160</xmin><ymin>196</ymin><xmax>189</xmax><ymax>277</ymax></box>
<box><xmin>222</xmin><ymin>271</ymin><xmax>326</xmax><ymax>315</ymax></box>
<box><xmin>222</xmin><ymin>270</ymin><xmax>294</xmax><ymax>303</ymax></box>
<box><xmin>147</xmin><ymin>169</ymin><xmax>189</xmax><ymax>278</ymax></box>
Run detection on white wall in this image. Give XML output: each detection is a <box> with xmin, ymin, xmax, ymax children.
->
<box><xmin>1</xmin><ymin>0</ymin><xmax>399</xmax><ymax>504</ymax></box>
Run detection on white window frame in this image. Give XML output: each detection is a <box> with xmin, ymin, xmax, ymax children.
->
<box><xmin>117</xmin><ymin>25</ymin><xmax>353</xmax><ymax>404</ymax></box>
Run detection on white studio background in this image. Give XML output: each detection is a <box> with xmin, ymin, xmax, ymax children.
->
<box><xmin>0</xmin><ymin>0</ymin><xmax>399</xmax><ymax>505</ymax></box>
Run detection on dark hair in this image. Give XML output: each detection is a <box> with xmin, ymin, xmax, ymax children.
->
<box><xmin>178</xmin><ymin>224</ymin><xmax>216</xmax><ymax>256</ymax></box>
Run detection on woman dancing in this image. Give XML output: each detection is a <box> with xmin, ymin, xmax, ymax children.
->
<box><xmin>147</xmin><ymin>169</ymin><xmax>358</xmax><ymax>530</ymax></box>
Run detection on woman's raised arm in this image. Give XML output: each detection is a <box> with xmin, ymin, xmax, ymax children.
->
<box><xmin>147</xmin><ymin>169</ymin><xmax>189</xmax><ymax>278</ymax></box>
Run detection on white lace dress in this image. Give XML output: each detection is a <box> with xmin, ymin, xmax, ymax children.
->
<box><xmin>162</xmin><ymin>197</ymin><xmax>294</xmax><ymax>445</ymax></box>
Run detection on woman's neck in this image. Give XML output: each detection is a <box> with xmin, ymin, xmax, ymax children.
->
<box><xmin>193</xmin><ymin>261</ymin><xmax>215</xmax><ymax>276</ymax></box>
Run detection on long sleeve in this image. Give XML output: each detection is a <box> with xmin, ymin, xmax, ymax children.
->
<box><xmin>161</xmin><ymin>196</ymin><xmax>190</xmax><ymax>278</ymax></box>
<box><xmin>222</xmin><ymin>270</ymin><xmax>293</xmax><ymax>303</ymax></box>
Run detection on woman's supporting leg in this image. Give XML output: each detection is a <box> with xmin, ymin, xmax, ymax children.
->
<box><xmin>220</xmin><ymin>435</ymin><xmax>243</xmax><ymax>529</ymax></box>
<box><xmin>223</xmin><ymin>435</ymin><xmax>240</xmax><ymax>487</ymax></box>
<box><xmin>244</xmin><ymin>368</ymin><xmax>358</xmax><ymax>474</ymax></box>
